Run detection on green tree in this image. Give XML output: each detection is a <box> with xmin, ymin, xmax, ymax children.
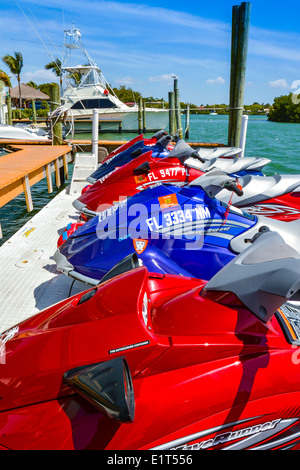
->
<box><xmin>2</xmin><ymin>52</ymin><xmax>23</xmax><ymax>113</ymax></box>
<box><xmin>0</xmin><ymin>69</ymin><xmax>12</xmax><ymax>88</ymax></box>
<box><xmin>38</xmin><ymin>82</ymin><xmax>55</xmax><ymax>97</ymax></box>
<box><xmin>26</xmin><ymin>81</ymin><xmax>38</xmax><ymax>89</ymax></box>
<box><xmin>111</xmin><ymin>85</ymin><xmax>142</xmax><ymax>104</ymax></box>
<box><xmin>45</xmin><ymin>58</ymin><xmax>62</xmax><ymax>88</ymax></box>
<box><xmin>268</xmin><ymin>93</ymin><xmax>300</xmax><ymax>123</ymax></box>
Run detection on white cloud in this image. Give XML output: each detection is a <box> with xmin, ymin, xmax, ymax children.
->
<box><xmin>250</xmin><ymin>39</ymin><xmax>300</xmax><ymax>63</ymax></box>
<box><xmin>114</xmin><ymin>76</ymin><xmax>136</xmax><ymax>86</ymax></box>
<box><xmin>23</xmin><ymin>69</ymin><xmax>58</xmax><ymax>84</ymax></box>
<box><xmin>268</xmin><ymin>79</ymin><xmax>289</xmax><ymax>88</ymax></box>
<box><xmin>149</xmin><ymin>74</ymin><xmax>176</xmax><ymax>84</ymax></box>
<box><xmin>206</xmin><ymin>77</ymin><xmax>225</xmax><ymax>85</ymax></box>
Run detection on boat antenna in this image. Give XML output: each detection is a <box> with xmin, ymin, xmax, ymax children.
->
<box><xmin>13</xmin><ymin>3</ymin><xmax>88</xmax><ymax>111</ymax></box>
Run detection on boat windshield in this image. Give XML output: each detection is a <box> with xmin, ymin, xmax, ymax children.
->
<box><xmin>80</xmin><ymin>68</ymin><xmax>102</xmax><ymax>87</ymax></box>
<box><xmin>63</xmin><ymin>66</ymin><xmax>104</xmax><ymax>89</ymax></box>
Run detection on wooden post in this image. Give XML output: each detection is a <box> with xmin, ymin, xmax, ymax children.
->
<box><xmin>228</xmin><ymin>5</ymin><xmax>240</xmax><ymax>146</ymax></box>
<box><xmin>168</xmin><ymin>91</ymin><xmax>176</xmax><ymax>134</ymax></box>
<box><xmin>6</xmin><ymin>95</ymin><xmax>12</xmax><ymax>125</ymax></box>
<box><xmin>174</xmin><ymin>78</ymin><xmax>183</xmax><ymax>138</ymax></box>
<box><xmin>63</xmin><ymin>154</ymin><xmax>69</xmax><ymax>180</ymax></box>
<box><xmin>46</xmin><ymin>163</ymin><xmax>53</xmax><ymax>193</ymax></box>
<box><xmin>50</xmin><ymin>83</ymin><xmax>63</xmax><ymax>146</ymax></box>
<box><xmin>228</xmin><ymin>2</ymin><xmax>251</xmax><ymax>148</ymax></box>
<box><xmin>23</xmin><ymin>175</ymin><xmax>33</xmax><ymax>212</ymax></box>
<box><xmin>142</xmin><ymin>101</ymin><xmax>146</xmax><ymax>133</ymax></box>
<box><xmin>138</xmin><ymin>97</ymin><xmax>143</xmax><ymax>134</ymax></box>
<box><xmin>31</xmin><ymin>99</ymin><xmax>37</xmax><ymax>123</ymax></box>
<box><xmin>185</xmin><ymin>104</ymin><xmax>190</xmax><ymax>139</ymax></box>
<box><xmin>55</xmin><ymin>158</ymin><xmax>61</xmax><ymax>188</ymax></box>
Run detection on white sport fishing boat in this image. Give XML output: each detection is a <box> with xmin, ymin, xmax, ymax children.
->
<box><xmin>61</xmin><ymin>27</ymin><xmax>169</xmax><ymax>133</ymax></box>
<box><xmin>0</xmin><ymin>124</ymin><xmax>50</xmax><ymax>141</ymax></box>
<box><xmin>0</xmin><ymin>85</ymin><xmax>50</xmax><ymax>141</ymax></box>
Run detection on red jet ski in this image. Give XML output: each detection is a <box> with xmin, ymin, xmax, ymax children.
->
<box><xmin>100</xmin><ymin>130</ymin><xmax>169</xmax><ymax>164</ymax></box>
<box><xmin>74</xmin><ymin>150</ymin><xmax>202</xmax><ymax>219</ymax></box>
<box><xmin>2</xmin><ymin>230</ymin><xmax>300</xmax><ymax>450</ymax></box>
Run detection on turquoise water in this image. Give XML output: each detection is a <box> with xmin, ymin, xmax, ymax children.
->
<box><xmin>0</xmin><ymin>114</ymin><xmax>300</xmax><ymax>245</ymax></box>
<box><xmin>187</xmin><ymin>114</ymin><xmax>300</xmax><ymax>176</ymax></box>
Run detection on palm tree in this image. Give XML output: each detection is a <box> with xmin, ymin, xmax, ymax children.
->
<box><xmin>45</xmin><ymin>58</ymin><xmax>62</xmax><ymax>88</ymax></box>
<box><xmin>0</xmin><ymin>69</ymin><xmax>12</xmax><ymax>88</ymax></box>
<box><xmin>26</xmin><ymin>81</ymin><xmax>38</xmax><ymax>89</ymax></box>
<box><xmin>2</xmin><ymin>52</ymin><xmax>23</xmax><ymax>112</ymax></box>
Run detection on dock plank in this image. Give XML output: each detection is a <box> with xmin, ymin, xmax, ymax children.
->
<box><xmin>0</xmin><ymin>144</ymin><xmax>73</xmax><ymax>209</ymax></box>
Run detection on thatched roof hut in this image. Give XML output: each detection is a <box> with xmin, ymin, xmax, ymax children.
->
<box><xmin>9</xmin><ymin>83</ymin><xmax>50</xmax><ymax>100</ymax></box>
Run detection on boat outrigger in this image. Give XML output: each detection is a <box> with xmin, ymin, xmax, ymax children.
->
<box><xmin>61</xmin><ymin>27</ymin><xmax>169</xmax><ymax>134</ymax></box>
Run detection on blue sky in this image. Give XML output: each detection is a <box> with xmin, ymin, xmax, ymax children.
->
<box><xmin>1</xmin><ymin>0</ymin><xmax>300</xmax><ymax>106</ymax></box>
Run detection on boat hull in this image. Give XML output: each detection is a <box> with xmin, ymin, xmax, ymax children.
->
<box><xmin>66</xmin><ymin>109</ymin><xmax>169</xmax><ymax>133</ymax></box>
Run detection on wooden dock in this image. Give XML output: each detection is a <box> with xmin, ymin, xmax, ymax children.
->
<box><xmin>0</xmin><ymin>143</ymin><xmax>73</xmax><ymax>236</ymax></box>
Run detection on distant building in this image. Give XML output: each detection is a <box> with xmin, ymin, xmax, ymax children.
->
<box><xmin>9</xmin><ymin>83</ymin><xmax>50</xmax><ymax>109</ymax></box>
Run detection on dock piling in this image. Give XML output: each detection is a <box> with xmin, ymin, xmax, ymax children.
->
<box><xmin>23</xmin><ymin>174</ymin><xmax>33</xmax><ymax>212</ymax></box>
<box><xmin>174</xmin><ymin>78</ymin><xmax>183</xmax><ymax>138</ymax></box>
<box><xmin>138</xmin><ymin>97</ymin><xmax>143</xmax><ymax>134</ymax></box>
<box><xmin>55</xmin><ymin>159</ymin><xmax>61</xmax><ymax>188</ymax></box>
<box><xmin>31</xmin><ymin>99</ymin><xmax>37</xmax><ymax>124</ymax></box>
<box><xmin>168</xmin><ymin>91</ymin><xmax>176</xmax><ymax>135</ymax></box>
<box><xmin>6</xmin><ymin>95</ymin><xmax>12</xmax><ymax>126</ymax></box>
<box><xmin>49</xmin><ymin>83</ymin><xmax>63</xmax><ymax>146</ymax></box>
<box><xmin>142</xmin><ymin>101</ymin><xmax>146</xmax><ymax>133</ymax></box>
<box><xmin>228</xmin><ymin>2</ymin><xmax>251</xmax><ymax>148</ymax></box>
<box><xmin>46</xmin><ymin>163</ymin><xmax>53</xmax><ymax>193</ymax></box>
<box><xmin>185</xmin><ymin>105</ymin><xmax>190</xmax><ymax>139</ymax></box>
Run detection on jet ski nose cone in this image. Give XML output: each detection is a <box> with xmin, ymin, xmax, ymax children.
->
<box><xmin>73</xmin><ymin>199</ymin><xmax>87</xmax><ymax>212</ymax></box>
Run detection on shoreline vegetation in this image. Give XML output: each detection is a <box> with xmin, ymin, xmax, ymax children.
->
<box><xmin>267</xmin><ymin>93</ymin><xmax>300</xmax><ymax>124</ymax></box>
<box><xmin>8</xmin><ymin>82</ymin><xmax>272</xmax><ymax>120</ymax></box>
<box><xmin>1</xmin><ymin>51</ymin><xmax>298</xmax><ymax>124</ymax></box>
<box><xmin>4</xmin><ymin>77</ymin><xmax>299</xmax><ymax>125</ymax></box>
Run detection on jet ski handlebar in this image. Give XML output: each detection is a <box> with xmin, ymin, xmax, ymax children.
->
<box><xmin>189</xmin><ymin>170</ymin><xmax>244</xmax><ymax>198</ymax></box>
<box><xmin>224</xmin><ymin>181</ymin><xmax>244</xmax><ymax>197</ymax></box>
<box><xmin>151</xmin><ymin>130</ymin><xmax>168</xmax><ymax>140</ymax></box>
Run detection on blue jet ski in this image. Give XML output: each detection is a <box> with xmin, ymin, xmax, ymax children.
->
<box><xmin>87</xmin><ymin>132</ymin><xmax>173</xmax><ymax>184</ymax></box>
<box><xmin>54</xmin><ymin>171</ymin><xmax>300</xmax><ymax>286</ymax></box>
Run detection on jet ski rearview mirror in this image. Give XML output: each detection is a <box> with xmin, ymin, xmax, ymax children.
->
<box><xmin>64</xmin><ymin>357</ymin><xmax>135</xmax><ymax>423</ymax></box>
<box><xmin>98</xmin><ymin>253</ymin><xmax>140</xmax><ymax>285</ymax></box>
<box><xmin>133</xmin><ymin>161</ymin><xmax>151</xmax><ymax>176</ymax></box>
<box><xmin>152</xmin><ymin>129</ymin><xmax>168</xmax><ymax>140</ymax></box>
<box><xmin>131</xmin><ymin>148</ymin><xmax>143</xmax><ymax>158</ymax></box>
<box><xmin>156</xmin><ymin>134</ymin><xmax>173</xmax><ymax>149</ymax></box>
